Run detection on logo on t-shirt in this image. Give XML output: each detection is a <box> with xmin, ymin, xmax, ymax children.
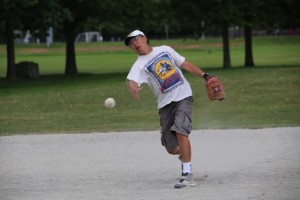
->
<box><xmin>144</xmin><ymin>52</ymin><xmax>183</xmax><ymax>93</ymax></box>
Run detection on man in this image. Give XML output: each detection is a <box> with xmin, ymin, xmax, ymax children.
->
<box><xmin>125</xmin><ymin>30</ymin><xmax>210</xmax><ymax>189</ymax></box>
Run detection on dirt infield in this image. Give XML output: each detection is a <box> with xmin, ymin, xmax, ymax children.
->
<box><xmin>1</xmin><ymin>127</ymin><xmax>300</xmax><ymax>200</ymax></box>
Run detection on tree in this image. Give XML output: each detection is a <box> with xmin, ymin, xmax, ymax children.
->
<box><xmin>243</xmin><ymin>9</ymin><xmax>255</xmax><ymax>67</ymax></box>
<box><xmin>234</xmin><ymin>0</ymin><xmax>297</xmax><ymax>67</ymax></box>
<box><xmin>234</xmin><ymin>0</ymin><xmax>263</xmax><ymax>67</ymax></box>
<box><xmin>59</xmin><ymin>0</ymin><xmax>113</xmax><ymax>76</ymax></box>
<box><xmin>206</xmin><ymin>0</ymin><xmax>238</xmax><ymax>69</ymax></box>
<box><xmin>169</xmin><ymin>0</ymin><xmax>239</xmax><ymax>69</ymax></box>
<box><xmin>220</xmin><ymin>0</ymin><xmax>234</xmax><ymax>69</ymax></box>
<box><xmin>264</xmin><ymin>0</ymin><xmax>300</xmax><ymax>32</ymax></box>
<box><xmin>115</xmin><ymin>0</ymin><xmax>175</xmax><ymax>38</ymax></box>
<box><xmin>233</xmin><ymin>0</ymin><xmax>295</xmax><ymax>67</ymax></box>
<box><xmin>0</xmin><ymin>0</ymin><xmax>37</xmax><ymax>80</ymax></box>
<box><xmin>0</xmin><ymin>0</ymin><xmax>63</xmax><ymax>80</ymax></box>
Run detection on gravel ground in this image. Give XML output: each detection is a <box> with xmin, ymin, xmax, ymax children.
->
<box><xmin>1</xmin><ymin>127</ymin><xmax>300</xmax><ymax>200</ymax></box>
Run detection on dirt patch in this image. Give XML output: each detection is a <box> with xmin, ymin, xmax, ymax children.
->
<box><xmin>77</xmin><ymin>46</ymin><xmax>127</xmax><ymax>52</ymax></box>
<box><xmin>27</xmin><ymin>48</ymin><xmax>50</xmax><ymax>54</ymax></box>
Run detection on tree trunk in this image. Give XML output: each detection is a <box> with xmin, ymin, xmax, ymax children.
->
<box><xmin>222</xmin><ymin>24</ymin><xmax>231</xmax><ymax>69</ymax></box>
<box><xmin>5</xmin><ymin>22</ymin><xmax>16</xmax><ymax>80</ymax></box>
<box><xmin>64</xmin><ymin>22</ymin><xmax>78</xmax><ymax>76</ymax></box>
<box><xmin>244</xmin><ymin>25</ymin><xmax>255</xmax><ymax>67</ymax></box>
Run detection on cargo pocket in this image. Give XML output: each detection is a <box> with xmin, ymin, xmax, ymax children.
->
<box><xmin>182</xmin><ymin>113</ymin><xmax>192</xmax><ymax>134</ymax></box>
<box><xmin>160</xmin><ymin>131</ymin><xmax>166</xmax><ymax>146</ymax></box>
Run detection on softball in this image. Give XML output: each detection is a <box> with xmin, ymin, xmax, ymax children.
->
<box><xmin>104</xmin><ymin>97</ymin><xmax>116</xmax><ymax>108</ymax></box>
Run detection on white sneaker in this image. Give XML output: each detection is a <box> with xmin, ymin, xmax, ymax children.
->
<box><xmin>174</xmin><ymin>173</ymin><xmax>196</xmax><ymax>189</ymax></box>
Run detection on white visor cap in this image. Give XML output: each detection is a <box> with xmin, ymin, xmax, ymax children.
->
<box><xmin>125</xmin><ymin>30</ymin><xmax>145</xmax><ymax>46</ymax></box>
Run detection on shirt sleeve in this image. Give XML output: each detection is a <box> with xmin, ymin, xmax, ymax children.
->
<box><xmin>126</xmin><ymin>62</ymin><xmax>144</xmax><ymax>87</ymax></box>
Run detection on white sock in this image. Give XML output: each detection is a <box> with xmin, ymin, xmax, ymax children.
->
<box><xmin>182</xmin><ymin>162</ymin><xmax>191</xmax><ymax>174</ymax></box>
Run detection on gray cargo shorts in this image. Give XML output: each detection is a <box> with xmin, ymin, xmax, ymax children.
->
<box><xmin>159</xmin><ymin>96</ymin><xmax>193</xmax><ymax>150</ymax></box>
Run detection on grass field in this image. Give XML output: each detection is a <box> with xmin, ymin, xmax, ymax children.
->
<box><xmin>0</xmin><ymin>36</ymin><xmax>299</xmax><ymax>135</ymax></box>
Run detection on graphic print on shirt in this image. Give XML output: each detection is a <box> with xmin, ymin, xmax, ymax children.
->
<box><xmin>144</xmin><ymin>52</ymin><xmax>183</xmax><ymax>93</ymax></box>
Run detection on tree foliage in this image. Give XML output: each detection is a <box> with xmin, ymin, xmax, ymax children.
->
<box><xmin>0</xmin><ymin>0</ymin><xmax>64</xmax><ymax>79</ymax></box>
<box><xmin>0</xmin><ymin>0</ymin><xmax>298</xmax><ymax>79</ymax></box>
<box><xmin>0</xmin><ymin>0</ymin><xmax>38</xmax><ymax>79</ymax></box>
<box><xmin>59</xmin><ymin>0</ymin><xmax>115</xmax><ymax>76</ymax></box>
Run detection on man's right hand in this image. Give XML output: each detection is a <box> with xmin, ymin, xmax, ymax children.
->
<box><xmin>127</xmin><ymin>80</ymin><xmax>142</xmax><ymax>100</ymax></box>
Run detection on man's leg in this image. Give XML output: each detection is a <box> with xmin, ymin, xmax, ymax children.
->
<box><xmin>174</xmin><ymin>133</ymin><xmax>195</xmax><ymax>188</ymax></box>
<box><xmin>176</xmin><ymin>133</ymin><xmax>191</xmax><ymax>163</ymax></box>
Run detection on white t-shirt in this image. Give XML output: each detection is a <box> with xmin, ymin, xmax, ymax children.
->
<box><xmin>127</xmin><ymin>45</ymin><xmax>192</xmax><ymax>109</ymax></box>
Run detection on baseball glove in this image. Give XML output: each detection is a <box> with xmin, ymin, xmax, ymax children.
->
<box><xmin>205</xmin><ymin>75</ymin><xmax>225</xmax><ymax>101</ymax></box>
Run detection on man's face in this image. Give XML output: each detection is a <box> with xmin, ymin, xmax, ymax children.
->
<box><xmin>128</xmin><ymin>35</ymin><xmax>148</xmax><ymax>55</ymax></box>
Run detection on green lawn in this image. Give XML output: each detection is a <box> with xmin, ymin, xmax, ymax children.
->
<box><xmin>0</xmin><ymin>36</ymin><xmax>299</xmax><ymax>135</ymax></box>
<box><xmin>1</xmin><ymin>36</ymin><xmax>299</xmax><ymax>75</ymax></box>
